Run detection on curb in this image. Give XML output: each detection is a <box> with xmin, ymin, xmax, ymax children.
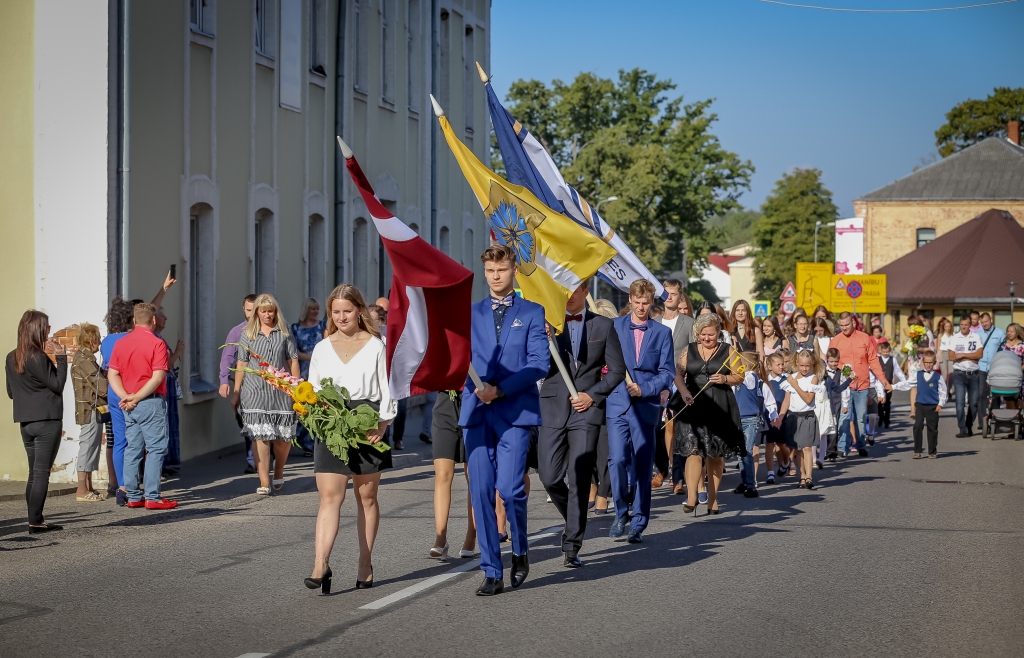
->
<box><xmin>0</xmin><ymin>484</ymin><xmax>79</xmax><ymax>503</ymax></box>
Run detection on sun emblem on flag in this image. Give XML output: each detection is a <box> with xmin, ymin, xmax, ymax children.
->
<box><xmin>485</xmin><ymin>182</ymin><xmax>544</xmax><ymax>275</ymax></box>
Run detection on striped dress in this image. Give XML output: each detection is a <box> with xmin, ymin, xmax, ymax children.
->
<box><xmin>237</xmin><ymin>326</ymin><xmax>299</xmax><ymax>441</ymax></box>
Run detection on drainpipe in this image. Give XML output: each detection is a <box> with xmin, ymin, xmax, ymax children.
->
<box><xmin>120</xmin><ymin>0</ymin><xmax>131</xmax><ymax>298</ymax></box>
<box><xmin>333</xmin><ymin>0</ymin><xmax>347</xmax><ymax>285</ymax></box>
<box><xmin>429</xmin><ymin>0</ymin><xmax>437</xmax><ymax>247</ymax></box>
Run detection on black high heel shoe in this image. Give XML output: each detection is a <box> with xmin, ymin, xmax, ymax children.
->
<box><xmin>682</xmin><ymin>501</ymin><xmax>697</xmax><ymax>515</ymax></box>
<box><xmin>355</xmin><ymin>566</ymin><xmax>374</xmax><ymax>589</ymax></box>
<box><xmin>708</xmin><ymin>505</ymin><xmax>720</xmax><ymax>515</ymax></box>
<box><xmin>304</xmin><ymin>567</ymin><xmax>333</xmax><ymax>594</ymax></box>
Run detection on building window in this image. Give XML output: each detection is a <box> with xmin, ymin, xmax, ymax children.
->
<box><xmin>309</xmin><ymin>0</ymin><xmax>326</xmax><ymax>75</ymax></box>
<box><xmin>255</xmin><ymin>209</ymin><xmax>276</xmax><ymax>294</ymax></box>
<box><xmin>353</xmin><ymin>217</ymin><xmax>369</xmax><ymax>293</ymax></box>
<box><xmin>188</xmin><ymin>206</ymin><xmax>217</xmax><ymax>394</ymax></box>
<box><xmin>308</xmin><ymin>214</ymin><xmax>327</xmax><ymax>302</ymax></box>
<box><xmin>255</xmin><ymin>0</ymin><xmax>276</xmax><ymax>58</ymax></box>
<box><xmin>190</xmin><ymin>0</ymin><xmax>215</xmax><ymax>36</ymax></box>
<box><xmin>354</xmin><ymin>0</ymin><xmax>368</xmax><ymax>92</ymax></box>
<box><xmin>439</xmin><ymin>10</ymin><xmax>450</xmax><ymax>107</ymax></box>
<box><xmin>439</xmin><ymin>226</ymin><xmax>450</xmax><ymax>255</ymax></box>
<box><xmin>463</xmin><ymin>227</ymin><xmax>474</xmax><ymax>266</ymax></box>
<box><xmin>463</xmin><ymin>26</ymin><xmax>474</xmax><ymax>132</ymax></box>
<box><xmin>917</xmin><ymin>228</ymin><xmax>936</xmax><ymax>248</ymax></box>
<box><xmin>381</xmin><ymin>0</ymin><xmax>395</xmax><ymax>102</ymax></box>
<box><xmin>406</xmin><ymin>0</ymin><xmax>420</xmax><ymax>110</ymax></box>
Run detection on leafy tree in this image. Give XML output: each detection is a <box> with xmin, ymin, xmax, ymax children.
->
<box><xmin>751</xmin><ymin>169</ymin><xmax>837</xmax><ymax>298</ymax></box>
<box><xmin>686</xmin><ymin>279</ymin><xmax>721</xmax><ymax>306</ymax></box>
<box><xmin>705</xmin><ymin>209</ymin><xmax>761</xmax><ymax>249</ymax></box>
<box><xmin>505</xmin><ymin>69</ymin><xmax>753</xmax><ymax>275</ymax></box>
<box><xmin>935</xmin><ymin>87</ymin><xmax>1024</xmax><ymax>157</ymax></box>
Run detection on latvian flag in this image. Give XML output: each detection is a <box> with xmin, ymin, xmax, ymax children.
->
<box><xmin>339</xmin><ymin>137</ymin><xmax>473</xmax><ymax>399</ymax></box>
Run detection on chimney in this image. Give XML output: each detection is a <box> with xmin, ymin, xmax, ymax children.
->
<box><xmin>1009</xmin><ymin>120</ymin><xmax>1021</xmax><ymax>146</ymax></box>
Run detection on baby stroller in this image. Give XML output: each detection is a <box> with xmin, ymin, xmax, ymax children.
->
<box><xmin>982</xmin><ymin>351</ymin><xmax>1023</xmax><ymax>440</ymax></box>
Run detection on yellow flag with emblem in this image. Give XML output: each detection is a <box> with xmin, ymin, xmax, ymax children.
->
<box><xmin>431</xmin><ymin>96</ymin><xmax>616</xmax><ymax>334</ymax></box>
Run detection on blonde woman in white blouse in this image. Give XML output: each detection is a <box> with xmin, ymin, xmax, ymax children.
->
<box><xmin>303</xmin><ymin>284</ymin><xmax>396</xmax><ymax>594</ymax></box>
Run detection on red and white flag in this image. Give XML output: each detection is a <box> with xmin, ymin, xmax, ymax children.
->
<box><xmin>340</xmin><ymin>138</ymin><xmax>473</xmax><ymax>399</ymax></box>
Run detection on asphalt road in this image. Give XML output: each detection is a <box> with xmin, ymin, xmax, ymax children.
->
<box><xmin>2</xmin><ymin>396</ymin><xmax>1023</xmax><ymax>658</ymax></box>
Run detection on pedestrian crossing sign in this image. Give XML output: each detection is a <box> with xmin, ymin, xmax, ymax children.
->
<box><xmin>753</xmin><ymin>301</ymin><xmax>770</xmax><ymax>318</ymax></box>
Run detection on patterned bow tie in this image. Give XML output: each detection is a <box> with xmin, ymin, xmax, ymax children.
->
<box><xmin>566</xmin><ymin>314</ymin><xmax>584</xmax><ymax>323</ymax></box>
<box><xmin>491</xmin><ymin>293</ymin><xmax>515</xmax><ymax>310</ymax></box>
<box><xmin>629</xmin><ymin>322</ymin><xmax>648</xmax><ymax>332</ymax></box>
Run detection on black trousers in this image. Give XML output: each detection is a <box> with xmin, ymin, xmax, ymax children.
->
<box><xmin>593</xmin><ymin>423</ymin><xmax>611</xmax><ymax>499</ymax></box>
<box><xmin>538</xmin><ymin>417</ymin><xmax>599</xmax><ymax>552</ymax></box>
<box><xmin>913</xmin><ymin>403</ymin><xmax>940</xmax><ymax>455</ymax></box>
<box><xmin>880</xmin><ymin>396</ymin><xmax>892</xmax><ymax>427</ymax></box>
<box><xmin>654</xmin><ymin>420</ymin><xmax>684</xmax><ymax>483</ymax></box>
<box><xmin>21</xmin><ymin>420</ymin><xmax>62</xmax><ymax>525</ymax></box>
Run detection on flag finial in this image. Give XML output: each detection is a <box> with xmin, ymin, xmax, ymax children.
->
<box><xmin>429</xmin><ymin>94</ymin><xmax>445</xmax><ymax>117</ymax></box>
<box><xmin>336</xmin><ymin>136</ymin><xmax>353</xmax><ymax>159</ymax></box>
<box><xmin>475</xmin><ymin>61</ymin><xmax>489</xmax><ymax>83</ymax></box>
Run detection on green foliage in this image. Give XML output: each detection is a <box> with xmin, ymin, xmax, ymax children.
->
<box><xmin>504</xmin><ymin>69</ymin><xmax>754</xmax><ymax>276</ymax></box>
<box><xmin>686</xmin><ymin>279</ymin><xmax>721</xmax><ymax>306</ymax></box>
<box><xmin>751</xmin><ymin>169</ymin><xmax>838</xmax><ymax>299</ymax></box>
<box><xmin>301</xmin><ymin>378</ymin><xmax>385</xmax><ymax>463</ymax></box>
<box><xmin>705</xmin><ymin>209</ymin><xmax>761</xmax><ymax>250</ymax></box>
<box><xmin>935</xmin><ymin>87</ymin><xmax>1024</xmax><ymax>158</ymax></box>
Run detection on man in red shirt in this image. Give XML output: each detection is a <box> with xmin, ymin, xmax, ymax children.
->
<box><xmin>831</xmin><ymin>312</ymin><xmax>891</xmax><ymax>457</ymax></box>
<box><xmin>108</xmin><ymin>303</ymin><xmax>178</xmax><ymax>510</ymax></box>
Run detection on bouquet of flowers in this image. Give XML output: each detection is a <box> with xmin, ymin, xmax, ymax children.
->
<box><xmin>226</xmin><ymin>345</ymin><xmax>386</xmax><ymax>463</ymax></box>
<box><xmin>903</xmin><ymin>325</ymin><xmax>928</xmax><ymax>359</ymax></box>
<box><xmin>841</xmin><ymin>364</ymin><xmax>854</xmax><ymax>378</ymax></box>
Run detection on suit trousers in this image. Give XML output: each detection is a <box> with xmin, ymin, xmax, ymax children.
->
<box><xmin>593</xmin><ymin>424</ymin><xmax>611</xmax><ymax>498</ymax></box>
<box><xmin>538</xmin><ymin>415</ymin><xmax>599</xmax><ymax>552</ymax></box>
<box><xmin>607</xmin><ymin>407</ymin><xmax>655</xmax><ymax>533</ymax></box>
<box><xmin>464</xmin><ymin>414</ymin><xmax>531</xmax><ymax>579</ymax></box>
<box><xmin>880</xmin><ymin>396</ymin><xmax>892</xmax><ymax>427</ymax></box>
<box><xmin>913</xmin><ymin>403</ymin><xmax>940</xmax><ymax>455</ymax></box>
<box><xmin>20</xmin><ymin>420</ymin><xmax>63</xmax><ymax>525</ymax></box>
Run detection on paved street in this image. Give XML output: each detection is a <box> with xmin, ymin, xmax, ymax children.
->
<box><xmin>2</xmin><ymin>396</ymin><xmax>1023</xmax><ymax>658</ymax></box>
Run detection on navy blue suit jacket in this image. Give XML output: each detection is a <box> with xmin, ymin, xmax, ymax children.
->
<box><xmin>606</xmin><ymin>316</ymin><xmax>675</xmax><ymax>426</ymax></box>
<box><xmin>459</xmin><ymin>295</ymin><xmax>549</xmax><ymax>428</ymax></box>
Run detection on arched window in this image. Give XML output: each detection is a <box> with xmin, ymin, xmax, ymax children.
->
<box><xmin>308</xmin><ymin>214</ymin><xmax>327</xmax><ymax>302</ymax></box>
<box><xmin>188</xmin><ymin>203</ymin><xmax>217</xmax><ymax>393</ymax></box>
<box><xmin>353</xmin><ymin>217</ymin><xmax>368</xmax><ymax>292</ymax></box>
<box><xmin>463</xmin><ymin>227</ymin><xmax>474</xmax><ymax>266</ymax></box>
<box><xmin>254</xmin><ymin>208</ymin><xmax>276</xmax><ymax>294</ymax></box>
<box><xmin>439</xmin><ymin>226</ymin><xmax>450</xmax><ymax>255</ymax></box>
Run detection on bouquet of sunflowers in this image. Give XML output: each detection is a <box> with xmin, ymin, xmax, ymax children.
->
<box><xmin>226</xmin><ymin>345</ymin><xmax>385</xmax><ymax>463</ymax></box>
<box><xmin>902</xmin><ymin>325</ymin><xmax>928</xmax><ymax>359</ymax></box>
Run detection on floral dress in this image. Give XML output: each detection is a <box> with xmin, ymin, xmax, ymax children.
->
<box><xmin>291</xmin><ymin>320</ymin><xmax>327</xmax><ymax>380</ymax></box>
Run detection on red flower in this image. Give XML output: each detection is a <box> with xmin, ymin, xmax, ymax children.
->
<box><xmin>258</xmin><ymin>361</ymin><xmax>269</xmax><ymax>367</ymax></box>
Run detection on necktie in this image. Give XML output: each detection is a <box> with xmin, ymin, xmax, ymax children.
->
<box><xmin>629</xmin><ymin>322</ymin><xmax>648</xmax><ymax>332</ymax></box>
<box><xmin>566</xmin><ymin>314</ymin><xmax>583</xmax><ymax>323</ymax></box>
<box><xmin>491</xmin><ymin>293</ymin><xmax>515</xmax><ymax>310</ymax></box>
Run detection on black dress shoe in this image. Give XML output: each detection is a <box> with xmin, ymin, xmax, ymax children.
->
<box><xmin>955</xmin><ymin>432</ymin><xmax>968</xmax><ymax>438</ymax></box>
<box><xmin>563</xmin><ymin>550</ymin><xmax>582</xmax><ymax>568</ymax></box>
<box><xmin>476</xmin><ymin>576</ymin><xmax>504</xmax><ymax>596</ymax></box>
<box><xmin>419</xmin><ymin>432</ymin><xmax>432</xmax><ymax>444</ymax></box>
<box><xmin>510</xmin><ymin>552</ymin><xmax>529</xmax><ymax>588</ymax></box>
<box><xmin>115</xmin><ymin>489</ymin><xmax>128</xmax><ymax>507</ymax></box>
<box><xmin>626</xmin><ymin>529</ymin><xmax>643</xmax><ymax>543</ymax></box>
<box><xmin>394</xmin><ymin>440</ymin><xmax>404</xmax><ymax>450</ymax></box>
<box><xmin>733</xmin><ymin>483</ymin><xmax>748</xmax><ymax>494</ymax></box>
<box><xmin>28</xmin><ymin>523</ymin><xmax>63</xmax><ymax>534</ymax></box>
<box><xmin>858</xmin><ymin>449</ymin><xmax>869</xmax><ymax>457</ymax></box>
<box><xmin>743</xmin><ymin>488</ymin><xmax>759</xmax><ymax>498</ymax></box>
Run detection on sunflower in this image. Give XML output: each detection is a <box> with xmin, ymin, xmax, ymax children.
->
<box><xmin>293</xmin><ymin>402</ymin><xmax>308</xmax><ymax>416</ymax></box>
<box><xmin>295</xmin><ymin>381</ymin><xmax>316</xmax><ymax>404</ymax></box>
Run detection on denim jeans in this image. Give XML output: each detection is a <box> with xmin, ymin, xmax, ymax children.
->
<box><xmin>739</xmin><ymin>416</ymin><xmax>761</xmax><ymax>488</ymax></box>
<box><xmin>838</xmin><ymin>388</ymin><xmax>869</xmax><ymax>453</ymax></box>
<box><xmin>952</xmin><ymin>370</ymin><xmax>981</xmax><ymax>434</ymax></box>
<box><xmin>123</xmin><ymin>397</ymin><xmax>169</xmax><ymax>502</ymax></box>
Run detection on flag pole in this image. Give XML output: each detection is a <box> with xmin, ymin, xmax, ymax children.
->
<box><xmin>546</xmin><ymin>330</ymin><xmax>579</xmax><ymax>399</ymax></box>
<box><xmin>475</xmin><ymin>61</ymin><xmax>489</xmax><ymax>83</ymax></box>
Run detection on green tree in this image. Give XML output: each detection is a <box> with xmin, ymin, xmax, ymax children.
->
<box><xmin>752</xmin><ymin>169</ymin><xmax>837</xmax><ymax>298</ymax></box>
<box><xmin>505</xmin><ymin>69</ymin><xmax>753</xmax><ymax>275</ymax></box>
<box><xmin>935</xmin><ymin>87</ymin><xmax>1024</xmax><ymax>157</ymax></box>
<box><xmin>705</xmin><ymin>209</ymin><xmax>761</xmax><ymax>249</ymax></box>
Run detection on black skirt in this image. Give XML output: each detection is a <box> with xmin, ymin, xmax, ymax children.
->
<box><xmin>314</xmin><ymin>399</ymin><xmax>393</xmax><ymax>475</ymax></box>
<box><xmin>431</xmin><ymin>392</ymin><xmax>466</xmax><ymax>463</ymax></box>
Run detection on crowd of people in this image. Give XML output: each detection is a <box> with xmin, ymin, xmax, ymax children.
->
<box><xmin>7</xmin><ymin>246</ymin><xmax>1022</xmax><ymax>595</ymax></box>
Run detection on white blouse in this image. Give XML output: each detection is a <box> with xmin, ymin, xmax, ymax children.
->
<box><xmin>307</xmin><ymin>336</ymin><xmax>397</xmax><ymax>421</ymax></box>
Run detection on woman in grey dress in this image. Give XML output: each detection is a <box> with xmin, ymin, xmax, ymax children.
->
<box><xmin>233</xmin><ymin>293</ymin><xmax>300</xmax><ymax>495</ymax></box>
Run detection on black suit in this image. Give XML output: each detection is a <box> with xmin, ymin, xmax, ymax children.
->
<box><xmin>538</xmin><ymin>312</ymin><xmax>626</xmax><ymax>552</ymax></box>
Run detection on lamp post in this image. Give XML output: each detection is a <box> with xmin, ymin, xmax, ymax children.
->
<box><xmin>814</xmin><ymin>220</ymin><xmax>836</xmax><ymax>263</ymax></box>
<box><xmin>596</xmin><ymin>196</ymin><xmax>618</xmax><ymax>214</ymax></box>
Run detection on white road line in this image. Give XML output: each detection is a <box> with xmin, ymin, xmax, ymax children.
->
<box><xmin>358</xmin><ymin>524</ymin><xmax>564</xmax><ymax>610</ymax></box>
<box><xmin>234</xmin><ymin>653</ymin><xmax>271</xmax><ymax>658</ymax></box>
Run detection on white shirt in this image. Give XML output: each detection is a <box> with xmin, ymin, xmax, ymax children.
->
<box><xmin>781</xmin><ymin>374</ymin><xmax>822</xmax><ymax>413</ymax></box>
<box><xmin>892</xmin><ymin>370</ymin><xmax>948</xmax><ymax>406</ymax></box>
<box><xmin>307</xmin><ymin>336</ymin><xmax>397</xmax><ymax>421</ymax></box>
<box><xmin>736</xmin><ymin>372</ymin><xmax>779</xmax><ymax>421</ymax></box>
<box><xmin>949</xmin><ymin>331</ymin><xmax>981</xmax><ymax>372</ymax></box>
<box><xmin>939</xmin><ymin>333</ymin><xmax>952</xmax><ymax>353</ymax></box>
<box><xmin>566</xmin><ymin>314</ymin><xmax>584</xmax><ymax>362</ymax></box>
<box><xmin>879</xmin><ymin>355</ymin><xmax>907</xmax><ymax>385</ymax></box>
<box><xmin>661</xmin><ymin>314</ymin><xmax>679</xmax><ymax>336</ymax></box>
<box><xmin>816</xmin><ymin>336</ymin><xmax>831</xmax><ymax>356</ymax></box>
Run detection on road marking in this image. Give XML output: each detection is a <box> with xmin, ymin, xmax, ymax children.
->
<box><xmin>358</xmin><ymin>524</ymin><xmax>564</xmax><ymax>611</ymax></box>
<box><xmin>234</xmin><ymin>654</ymin><xmax>271</xmax><ymax>658</ymax></box>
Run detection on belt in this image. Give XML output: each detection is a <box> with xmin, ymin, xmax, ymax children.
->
<box><xmin>953</xmin><ymin>369</ymin><xmax>979</xmax><ymax>375</ymax></box>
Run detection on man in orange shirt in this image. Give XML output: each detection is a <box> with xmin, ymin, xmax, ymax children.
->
<box><xmin>831</xmin><ymin>312</ymin><xmax>891</xmax><ymax>457</ymax></box>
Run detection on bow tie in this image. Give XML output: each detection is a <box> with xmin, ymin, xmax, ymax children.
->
<box><xmin>566</xmin><ymin>314</ymin><xmax>584</xmax><ymax>323</ymax></box>
<box><xmin>491</xmin><ymin>294</ymin><xmax>515</xmax><ymax>310</ymax></box>
<box><xmin>629</xmin><ymin>322</ymin><xmax>648</xmax><ymax>332</ymax></box>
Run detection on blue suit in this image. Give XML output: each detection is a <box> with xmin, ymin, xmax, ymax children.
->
<box><xmin>460</xmin><ymin>295</ymin><xmax>548</xmax><ymax>579</ymax></box>
<box><xmin>606</xmin><ymin>316</ymin><xmax>674</xmax><ymax>533</ymax></box>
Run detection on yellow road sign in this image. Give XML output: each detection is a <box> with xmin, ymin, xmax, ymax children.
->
<box><xmin>829</xmin><ymin>274</ymin><xmax>886</xmax><ymax>313</ymax></box>
<box><xmin>795</xmin><ymin>262</ymin><xmax>833</xmax><ymax>312</ymax></box>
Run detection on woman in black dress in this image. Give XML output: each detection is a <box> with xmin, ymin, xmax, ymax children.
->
<box><xmin>674</xmin><ymin>313</ymin><xmax>745</xmax><ymax>515</ymax></box>
<box><xmin>729</xmin><ymin>300</ymin><xmax>763</xmax><ymax>354</ymax></box>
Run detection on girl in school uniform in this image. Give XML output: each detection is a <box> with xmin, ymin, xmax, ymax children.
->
<box><xmin>734</xmin><ymin>351</ymin><xmax>779</xmax><ymax>497</ymax></box>
<box><xmin>763</xmin><ymin>352</ymin><xmax>790</xmax><ymax>484</ymax></box>
<box><xmin>778</xmin><ymin>350</ymin><xmax>823</xmax><ymax>490</ymax></box>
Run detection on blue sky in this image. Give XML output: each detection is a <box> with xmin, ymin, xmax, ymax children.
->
<box><xmin>490</xmin><ymin>0</ymin><xmax>1024</xmax><ymax>216</ymax></box>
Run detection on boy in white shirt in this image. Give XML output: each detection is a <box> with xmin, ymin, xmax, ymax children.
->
<box><xmin>892</xmin><ymin>350</ymin><xmax>948</xmax><ymax>457</ymax></box>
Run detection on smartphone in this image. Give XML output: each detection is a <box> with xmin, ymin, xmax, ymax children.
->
<box><xmin>169</xmin><ymin>264</ymin><xmax>176</xmax><ymax>280</ymax></box>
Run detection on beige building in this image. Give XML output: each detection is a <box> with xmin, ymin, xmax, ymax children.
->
<box><xmin>855</xmin><ymin>132</ymin><xmax>1024</xmax><ymax>274</ymax></box>
<box><xmin>0</xmin><ymin>0</ymin><xmax>490</xmax><ymax>481</ymax></box>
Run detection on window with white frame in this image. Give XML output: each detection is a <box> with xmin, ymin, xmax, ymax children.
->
<box><xmin>381</xmin><ymin>0</ymin><xmax>395</xmax><ymax>102</ymax></box>
<box><xmin>308</xmin><ymin>214</ymin><xmax>327</xmax><ymax>302</ymax></box>
<box><xmin>190</xmin><ymin>0</ymin><xmax>215</xmax><ymax>36</ymax></box>
<box><xmin>310</xmin><ymin>0</ymin><xmax>327</xmax><ymax>75</ymax></box>
<box><xmin>463</xmin><ymin>26</ymin><xmax>474</xmax><ymax>132</ymax></box>
<box><xmin>917</xmin><ymin>227</ymin><xmax>936</xmax><ymax>248</ymax></box>
<box><xmin>255</xmin><ymin>209</ymin><xmax>277</xmax><ymax>294</ymax></box>
<box><xmin>354</xmin><ymin>0</ymin><xmax>368</xmax><ymax>92</ymax></box>
<box><xmin>255</xmin><ymin>0</ymin><xmax>276</xmax><ymax>58</ymax></box>
<box><xmin>407</xmin><ymin>0</ymin><xmax>420</xmax><ymax>110</ymax></box>
<box><xmin>353</xmin><ymin>217</ymin><xmax>369</xmax><ymax>292</ymax></box>
<box><xmin>188</xmin><ymin>205</ymin><xmax>218</xmax><ymax>394</ymax></box>
<box><xmin>439</xmin><ymin>226</ymin><xmax>450</xmax><ymax>255</ymax></box>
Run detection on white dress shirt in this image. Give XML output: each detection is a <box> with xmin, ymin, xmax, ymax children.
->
<box><xmin>737</xmin><ymin>372</ymin><xmax>779</xmax><ymax>421</ymax></box>
<box><xmin>566</xmin><ymin>314</ymin><xmax>584</xmax><ymax>363</ymax></box>
<box><xmin>892</xmin><ymin>370</ymin><xmax>948</xmax><ymax>406</ymax></box>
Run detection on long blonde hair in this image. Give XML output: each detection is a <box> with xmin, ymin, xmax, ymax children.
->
<box><xmin>325</xmin><ymin>284</ymin><xmax>381</xmax><ymax>339</ymax></box>
<box><xmin>243</xmin><ymin>293</ymin><xmax>291</xmax><ymax>341</ymax></box>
